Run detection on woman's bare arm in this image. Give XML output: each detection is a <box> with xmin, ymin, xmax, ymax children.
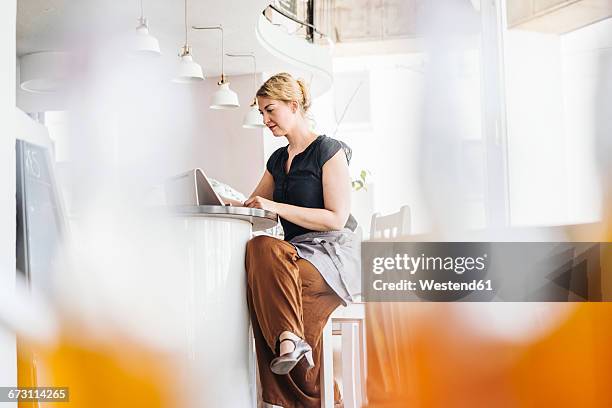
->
<box><xmin>221</xmin><ymin>170</ymin><xmax>274</xmax><ymax>206</ymax></box>
<box><xmin>249</xmin><ymin>170</ymin><xmax>275</xmax><ymax>200</ymax></box>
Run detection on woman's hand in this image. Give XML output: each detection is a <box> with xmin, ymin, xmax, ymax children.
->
<box><xmin>220</xmin><ymin>196</ymin><xmax>245</xmax><ymax>207</ymax></box>
<box><xmin>244</xmin><ymin>196</ymin><xmax>279</xmax><ymax>213</ymax></box>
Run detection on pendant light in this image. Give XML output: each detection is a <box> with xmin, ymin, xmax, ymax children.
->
<box><xmin>133</xmin><ymin>0</ymin><xmax>161</xmax><ymax>56</ymax></box>
<box><xmin>192</xmin><ymin>25</ymin><xmax>239</xmax><ymax>109</ymax></box>
<box><xmin>226</xmin><ymin>53</ymin><xmax>265</xmax><ymax>128</ymax></box>
<box><xmin>173</xmin><ymin>0</ymin><xmax>204</xmax><ymax>83</ymax></box>
<box><xmin>20</xmin><ymin>51</ymin><xmax>69</xmax><ymax>93</ymax></box>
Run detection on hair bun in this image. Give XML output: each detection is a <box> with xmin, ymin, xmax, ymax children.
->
<box><xmin>257</xmin><ymin>73</ymin><xmax>312</xmax><ymax>115</ymax></box>
<box><xmin>296</xmin><ymin>78</ymin><xmax>311</xmax><ymax>113</ymax></box>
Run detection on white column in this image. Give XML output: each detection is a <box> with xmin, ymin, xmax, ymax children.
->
<box><xmin>0</xmin><ymin>0</ymin><xmax>17</xmax><ymax>406</ymax></box>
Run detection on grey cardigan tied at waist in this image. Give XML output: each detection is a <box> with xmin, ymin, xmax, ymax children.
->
<box><xmin>289</xmin><ymin>229</ymin><xmax>361</xmax><ymax>306</ymax></box>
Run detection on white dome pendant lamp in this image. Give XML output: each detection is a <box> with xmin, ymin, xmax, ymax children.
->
<box><xmin>242</xmin><ymin>103</ymin><xmax>265</xmax><ymax>128</ymax></box>
<box><xmin>133</xmin><ymin>0</ymin><xmax>161</xmax><ymax>56</ymax></box>
<box><xmin>210</xmin><ymin>80</ymin><xmax>240</xmax><ymax>109</ymax></box>
<box><xmin>20</xmin><ymin>51</ymin><xmax>69</xmax><ymax>93</ymax></box>
<box><xmin>173</xmin><ymin>0</ymin><xmax>204</xmax><ymax>83</ymax></box>
<box><xmin>192</xmin><ymin>25</ymin><xmax>239</xmax><ymax>109</ymax></box>
<box><xmin>226</xmin><ymin>53</ymin><xmax>265</xmax><ymax>128</ymax></box>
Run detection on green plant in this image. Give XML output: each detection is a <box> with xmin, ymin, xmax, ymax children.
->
<box><xmin>351</xmin><ymin>169</ymin><xmax>371</xmax><ymax>192</ymax></box>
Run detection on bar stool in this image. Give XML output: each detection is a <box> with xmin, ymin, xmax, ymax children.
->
<box><xmin>320</xmin><ymin>206</ymin><xmax>412</xmax><ymax>408</ymax></box>
<box><xmin>321</xmin><ymin>302</ymin><xmax>366</xmax><ymax>408</ymax></box>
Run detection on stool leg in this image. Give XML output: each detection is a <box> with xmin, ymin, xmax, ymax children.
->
<box><xmin>357</xmin><ymin>319</ymin><xmax>367</xmax><ymax>407</ymax></box>
<box><xmin>321</xmin><ymin>319</ymin><xmax>335</xmax><ymax>408</ymax></box>
<box><xmin>249</xmin><ymin>325</ymin><xmax>258</xmax><ymax>408</ymax></box>
<box><xmin>341</xmin><ymin>322</ymin><xmax>359</xmax><ymax>408</ymax></box>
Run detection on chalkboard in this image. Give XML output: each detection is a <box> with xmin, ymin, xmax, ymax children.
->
<box><xmin>16</xmin><ymin>139</ymin><xmax>67</xmax><ymax>296</ymax></box>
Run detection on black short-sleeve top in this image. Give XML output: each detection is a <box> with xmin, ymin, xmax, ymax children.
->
<box><xmin>266</xmin><ymin>135</ymin><xmax>358</xmax><ymax>241</ymax></box>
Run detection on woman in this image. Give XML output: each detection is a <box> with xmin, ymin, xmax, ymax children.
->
<box><xmin>235</xmin><ymin>73</ymin><xmax>360</xmax><ymax>408</ymax></box>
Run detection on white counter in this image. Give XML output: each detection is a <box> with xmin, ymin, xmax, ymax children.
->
<box><xmin>172</xmin><ymin>205</ymin><xmax>277</xmax><ymax>407</ymax></box>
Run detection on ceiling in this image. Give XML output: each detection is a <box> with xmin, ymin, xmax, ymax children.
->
<box><xmin>16</xmin><ymin>0</ymin><xmax>288</xmax><ymax>77</ymax></box>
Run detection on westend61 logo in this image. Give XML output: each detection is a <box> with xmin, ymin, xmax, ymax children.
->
<box><xmin>372</xmin><ymin>253</ymin><xmax>488</xmax><ymax>275</ymax></box>
<box><xmin>362</xmin><ymin>242</ymin><xmax>496</xmax><ymax>301</ymax></box>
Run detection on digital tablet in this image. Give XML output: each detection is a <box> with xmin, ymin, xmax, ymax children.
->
<box><xmin>165</xmin><ymin>168</ymin><xmax>226</xmax><ymax>206</ymax></box>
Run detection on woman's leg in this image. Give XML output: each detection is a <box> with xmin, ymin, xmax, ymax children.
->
<box><xmin>246</xmin><ymin>235</ymin><xmax>306</xmax><ymax>407</ymax></box>
<box><xmin>291</xmin><ymin>258</ymin><xmax>344</xmax><ymax>407</ymax></box>
<box><xmin>245</xmin><ymin>235</ymin><xmax>344</xmax><ymax>407</ymax></box>
<box><xmin>246</xmin><ymin>235</ymin><xmax>305</xmax><ymax>353</ymax></box>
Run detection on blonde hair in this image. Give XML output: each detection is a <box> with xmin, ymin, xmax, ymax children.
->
<box><xmin>256</xmin><ymin>73</ymin><xmax>312</xmax><ymax>115</ymax></box>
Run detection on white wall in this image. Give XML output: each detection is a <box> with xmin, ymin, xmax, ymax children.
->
<box><xmin>0</xmin><ymin>0</ymin><xmax>17</xmax><ymax>404</ymax></box>
<box><xmin>504</xmin><ymin>30</ymin><xmax>569</xmax><ymax>226</ymax></box>
<box><xmin>351</xmin><ymin>54</ymin><xmax>427</xmax><ymax>232</ymax></box>
<box><xmin>188</xmin><ymin>74</ymin><xmax>267</xmax><ymax>196</ymax></box>
<box><xmin>311</xmin><ymin>52</ymin><xmax>486</xmax><ymax>235</ymax></box>
<box><xmin>305</xmin><ymin>55</ymin><xmax>428</xmax><ymax>235</ymax></box>
<box><xmin>561</xmin><ymin>19</ymin><xmax>612</xmax><ymax>224</ymax></box>
<box><xmin>19</xmin><ymin>61</ymin><xmax>266</xmax><ymax>207</ymax></box>
<box><xmin>504</xmin><ymin>20</ymin><xmax>611</xmax><ymax>227</ymax></box>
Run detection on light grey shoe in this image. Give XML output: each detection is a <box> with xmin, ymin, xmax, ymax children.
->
<box><xmin>270</xmin><ymin>337</ymin><xmax>314</xmax><ymax>375</ymax></box>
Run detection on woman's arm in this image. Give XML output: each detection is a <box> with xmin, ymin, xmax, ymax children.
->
<box><xmin>245</xmin><ymin>150</ymin><xmax>351</xmax><ymax>230</ymax></box>
<box><xmin>221</xmin><ymin>170</ymin><xmax>275</xmax><ymax>206</ymax></box>
<box><xmin>249</xmin><ymin>170</ymin><xmax>275</xmax><ymax>200</ymax></box>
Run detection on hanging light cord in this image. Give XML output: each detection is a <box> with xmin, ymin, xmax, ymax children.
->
<box><xmin>221</xmin><ymin>26</ymin><xmax>224</xmax><ymax>81</ymax></box>
<box><xmin>184</xmin><ymin>0</ymin><xmax>188</xmax><ymax>47</ymax></box>
<box><xmin>137</xmin><ymin>0</ymin><xmax>147</xmax><ymax>27</ymax></box>
<box><xmin>250</xmin><ymin>54</ymin><xmax>256</xmax><ymax>98</ymax></box>
<box><xmin>226</xmin><ymin>53</ymin><xmax>257</xmax><ymax>103</ymax></box>
<box><xmin>192</xmin><ymin>25</ymin><xmax>225</xmax><ymax>83</ymax></box>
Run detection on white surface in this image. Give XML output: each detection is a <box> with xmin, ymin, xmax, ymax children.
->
<box><xmin>504</xmin><ymin>30</ymin><xmax>569</xmax><ymax>226</ymax></box>
<box><xmin>0</xmin><ymin>276</ymin><xmax>58</xmax><ymax>347</ymax></box>
<box><xmin>15</xmin><ymin>109</ymin><xmax>52</xmax><ymax>147</ymax></box>
<box><xmin>173</xmin><ymin>54</ymin><xmax>205</xmax><ymax>83</ymax></box>
<box><xmin>243</xmin><ymin>104</ymin><xmax>266</xmax><ymax>128</ymax></box>
<box><xmin>210</xmin><ymin>82</ymin><xmax>240</xmax><ymax>109</ymax></box>
<box><xmin>0</xmin><ymin>0</ymin><xmax>17</xmax><ymax>405</ymax></box>
<box><xmin>504</xmin><ymin>20</ymin><xmax>610</xmax><ymax>226</ymax></box>
<box><xmin>322</xmin><ymin>303</ymin><xmax>367</xmax><ymax>408</ymax></box>
<box><xmin>370</xmin><ymin>205</ymin><xmax>411</xmax><ymax>239</ymax></box>
<box><xmin>321</xmin><ymin>319</ymin><xmax>334</xmax><ymax>408</ymax></box>
<box><xmin>28</xmin><ymin>71</ymin><xmax>266</xmax><ymax>212</ymax></box>
<box><xmin>255</xmin><ymin>14</ymin><xmax>333</xmax><ymax>98</ymax></box>
<box><xmin>132</xmin><ymin>23</ymin><xmax>161</xmax><ymax>56</ymax></box>
<box><xmin>192</xmin><ymin>75</ymin><xmax>267</xmax><ymax>196</ymax></box>
<box><xmin>561</xmin><ymin>18</ymin><xmax>611</xmax><ymax>224</ymax></box>
<box><xmin>33</xmin><ymin>208</ymin><xmax>257</xmax><ymax>406</ymax></box>
<box><xmin>16</xmin><ymin>56</ymin><xmax>69</xmax><ymax>113</ymax></box>
<box><xmin>176</xmin><ymin>216</ymin><xmax>255</xmax><ymax>407</ymax></box>
<box><xmin>341</xmin><ymin>323</ymin><xmax>360</xmax><ymax>408</ymax></box>
<box><xmin>309</xmin><ymin>53</ymin><xmax>435</xmax><ymax>234</ymax></box>
<box><xmin>19</xmin><ymin>51</ymin><xmax>69</xmax><ymax>93</ymax></box>
<box><xmin>339</xmin><ymin>305</ymin><xmax>367</xmax><ymax>408</ymax></box>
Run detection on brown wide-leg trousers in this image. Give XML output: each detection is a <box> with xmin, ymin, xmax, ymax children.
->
<box><xmin>246</xmin><ymin>235</ymin><xmax>343</xmax><ymax>408</ymax></box>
